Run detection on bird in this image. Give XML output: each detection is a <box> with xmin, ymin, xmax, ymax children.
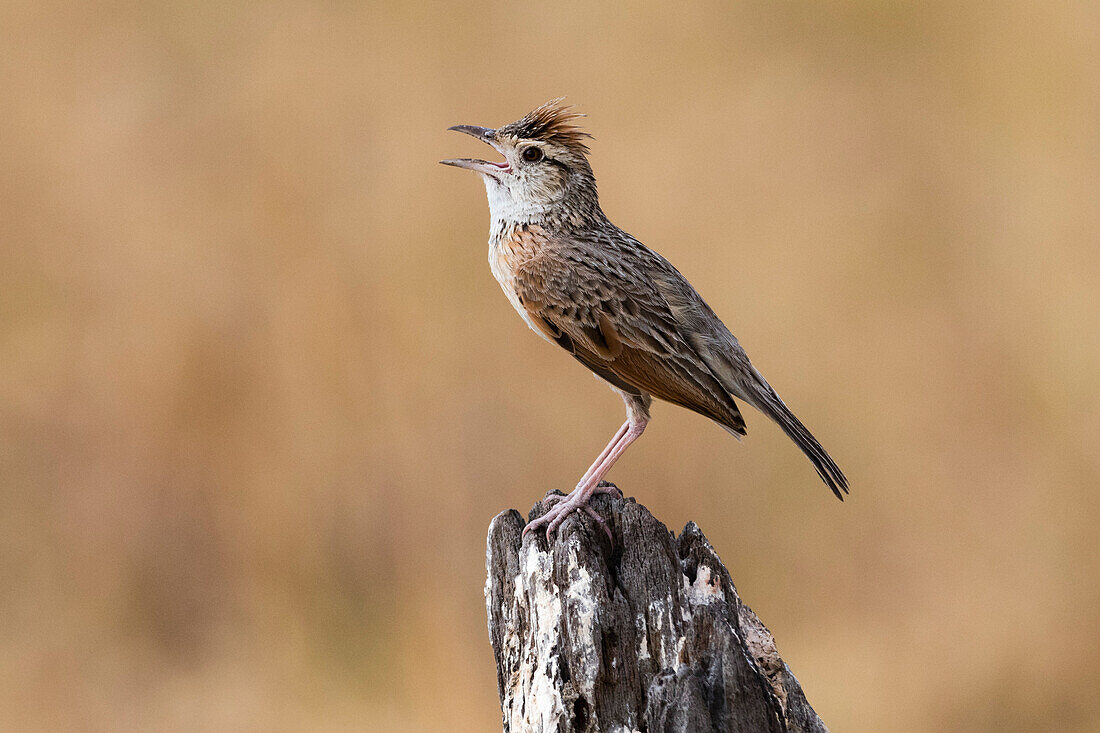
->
<box><xmin>441</xmin><ymin>99</ymin><xmax>848</xmax><ymax>540</ymax></box>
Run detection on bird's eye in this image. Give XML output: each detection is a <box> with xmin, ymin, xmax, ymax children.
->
<box><xmin>521</xmin><ymin>147</ymin><xmax>544</xmax><ymax>163</ymax></box>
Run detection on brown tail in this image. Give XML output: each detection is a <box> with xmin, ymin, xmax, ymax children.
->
<box><xmin>746</xmin><ymin>376</ymin><xmax>849</xmax><ymax>500</ymax></box>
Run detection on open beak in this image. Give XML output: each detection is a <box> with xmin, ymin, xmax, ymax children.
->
<box><xmin>440</xmin><ymin>125</ymin><xmax>512</xmax><ymax>176</ymax></box>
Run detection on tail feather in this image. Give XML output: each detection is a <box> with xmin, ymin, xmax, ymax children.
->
<box><xmin>748</xmin><ymin>379</ymin><xmax>849</xmax><ymax>500</ymax></box>
<box><xmin>684</xmin><ymin>336</ymin><xmax>848</xmax><ymax>498</ymax></box>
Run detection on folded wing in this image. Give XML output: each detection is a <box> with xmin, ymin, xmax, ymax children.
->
<box><xmin>514</xmin><ymin>250</ymin><xmax>747</xmax><ymax>436</ymax></box>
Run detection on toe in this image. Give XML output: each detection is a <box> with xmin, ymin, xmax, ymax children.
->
<box><xmin>582</xmin><ymin>505</ymin><xmax>615</xmax><ymax>545</ymax></box>
<box><xmin>593</xmin><ymin>481</ymin><xmax>623</xmax><ymax>498</ymax></box>
<box><xmin>522</xmin><ymin>513</ymin><xmax>551</xmax><ymax>537</ymax></box>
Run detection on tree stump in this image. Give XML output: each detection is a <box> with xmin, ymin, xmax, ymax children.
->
<box><xmin>485</xmin><ymin>486</ymin><xmax>828</xmax><ymax>733</ymax></box>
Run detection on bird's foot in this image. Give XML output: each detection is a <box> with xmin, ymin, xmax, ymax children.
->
<box><xmin>541</xmin><ymin>481</ymin><xmax>621</xmax><ymax>509</ymax></box>
<box><xmin>593</xmin><ymin>480</ymin><xmax>623</xmax><ymax>500</ymax></box>
<box><xmin>524</xmin><ymin>482</ymin><xmax>620</xmax><ymax>544</ymax></box>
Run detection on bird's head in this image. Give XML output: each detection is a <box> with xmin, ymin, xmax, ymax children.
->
<box><xmin>441</xmin><ymin>99</ymin><xmax>600</xmax><ymax>226</ymax></box>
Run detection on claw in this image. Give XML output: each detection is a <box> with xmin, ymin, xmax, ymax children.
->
<box><xmin>593</xmin><ymin>481</ymin><xmax>623</xmax><ymax>499</ymax></box>
<box><xmin>521</xmin><ymin>491</ymin><xmax>616</xmax><ymax>545</ymax></box>
<box><xmin>582</xmin><ymin>505</ymin><xmax>615</xmax><ymax>545</ymax></box>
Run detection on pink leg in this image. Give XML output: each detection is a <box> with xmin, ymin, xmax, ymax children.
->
<box><xmin>525</xmin><ymin>393</ymin><xmax>651</xmax><ymax>540</ymax></box>
<box><xmin>542</xmin><ymin>421</ymin><xmax>629</xmax><ymax>509</ymax></box>
<box><xmin>577</xmin><ymin>421</ymin><xmax>630</xmax><ymax>488</ymax></box>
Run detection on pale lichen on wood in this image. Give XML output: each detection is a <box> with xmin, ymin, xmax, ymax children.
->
<box><xmin>485</xmin><ymin>487</ymin><xmax>828</xmax><ymax>733</ymax></box>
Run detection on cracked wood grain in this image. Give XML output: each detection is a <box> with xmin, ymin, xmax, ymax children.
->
<box><xmin>485</xmin><ymin>487</ymin><xmax>828</xmax><ymax>733</ymax></box>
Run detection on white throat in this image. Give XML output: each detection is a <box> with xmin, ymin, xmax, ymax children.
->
<box><xmin>483</xmin><ymin>175</ymin><xmax>552</xmax><ymax>228</ymax></box>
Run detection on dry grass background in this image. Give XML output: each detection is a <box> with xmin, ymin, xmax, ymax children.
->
<box><xmin>1</xmin><ymin>1</ymin><xmax>1098</xmax><ymax>731</ymax></box>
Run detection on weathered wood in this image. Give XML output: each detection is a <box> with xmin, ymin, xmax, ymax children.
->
<box><xmin>486</xmin><ymin>486</ymin><xmax>827</xmax><ymax>733</ymax></box>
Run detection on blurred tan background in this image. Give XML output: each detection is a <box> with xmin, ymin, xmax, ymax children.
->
<box><xmin>1</xmin><ymin>1</ymin><xmax>1098</xmax><ymax>731</ymax></box>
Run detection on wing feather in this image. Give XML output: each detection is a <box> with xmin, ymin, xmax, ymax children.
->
<box><xmin>515</xmin><ymin>250</ymin><xmax>746</xmax><ymax>435</ymax></box>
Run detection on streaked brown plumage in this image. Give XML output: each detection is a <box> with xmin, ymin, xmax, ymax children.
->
<box><xmin>442</xmin><ymin>100</ymin><xmax>848</xmax><ymax>539</ymax></box>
